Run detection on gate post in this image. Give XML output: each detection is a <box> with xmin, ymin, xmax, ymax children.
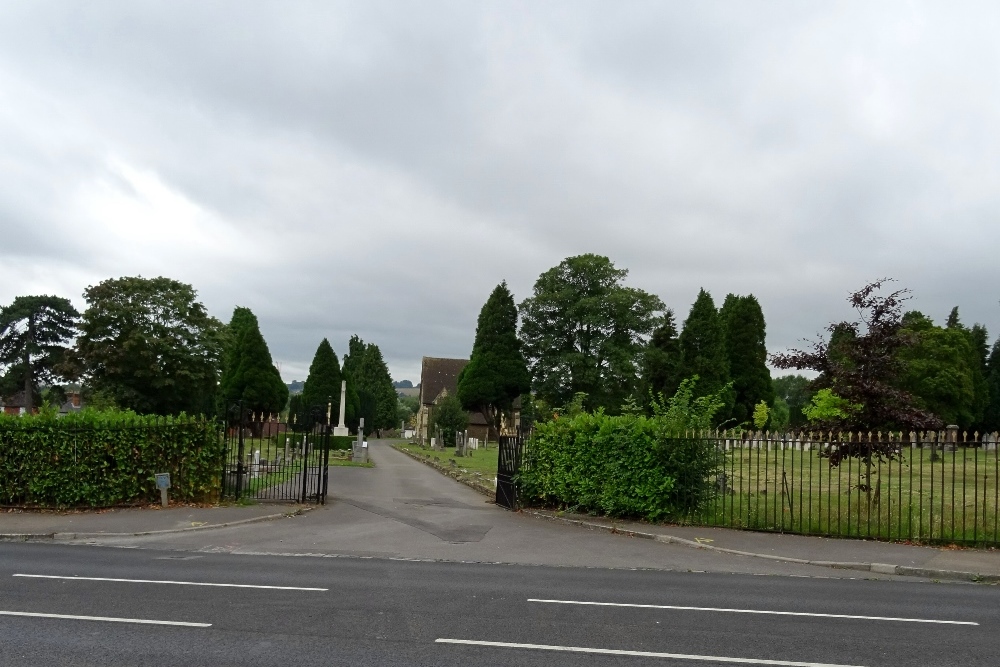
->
<box><xmin>235</xmin><ymin>401</ymin><xmax>246</xmax><ymax>499</ymax></box>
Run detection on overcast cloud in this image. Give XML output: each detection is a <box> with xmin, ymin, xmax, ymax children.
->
<box><xmin>2</xmin><ymin>1</ymin><xmax>998</xmax><ymax>383</ymax></box>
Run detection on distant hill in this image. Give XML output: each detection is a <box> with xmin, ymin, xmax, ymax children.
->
<box><xmin>288</xmin><ymin>380</ymin><xmax>305</xmax><ymax>395</ymax></box>
<box><xmin>393</xmin><ymin>380</ymin><xmax>414</xmax><ymax>388</ymax></box>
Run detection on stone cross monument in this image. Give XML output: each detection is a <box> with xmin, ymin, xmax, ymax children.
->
<box><xmin>333</xmin><ymin>380</ymin><xmax>350</xmax><ymax>437</ymax></box>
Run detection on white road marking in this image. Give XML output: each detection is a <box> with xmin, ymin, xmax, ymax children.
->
<box><xmin>13</xmin><ymin>574</ymin><xmax>326</xmax><ymax>591</ymax></box>
<box><xmin>0</xmin><ymin>610</ymin><xmax>210</xmax><ymax>627</ymax></box>
<box><xmin>528</xmin><ymin>598</ymin><xmax>977</xmax><ymax>626</ymax></box>
<box><xmin>435</xmin><ymin>638</ymin><xmax>866</xmax><ymax>666</ymax></box>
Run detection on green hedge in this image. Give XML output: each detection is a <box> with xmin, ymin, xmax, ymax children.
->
<box><xmin>519</xmin><ymin>411</ymin><xmax>720</xmax><ymax>521</ymax></box>
<box><xmin>331</xmin><ymin>435</ymin><xmax>355</xmax><ymax>451</ymax></box>
<box><xmin>0</xmin><ymin>410</ymin><xmax>223</xmax><ymax>508</ymax></box>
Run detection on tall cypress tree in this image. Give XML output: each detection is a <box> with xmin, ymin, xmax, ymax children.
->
<box><xmin>218</xmin><ymin>307</ymin><xmax>287</xmax><ymax>420</ymax></box>
<box><xmin>342</xmin><ymin>335</ymin><xmax>396</xmax><ymax>434</ymax></box>
<box><xmin>946</xmin><ymin>308</ymin><xmax>989</xmax><ymax>427</ymax></box>
<box><xmin>678</xmin><ymin>289</ymin><xmax>730</xmax><ymax>406</ymax></box>
<box><xmin>300</xmin><ymin>338</ymin><xmax>344</xmax><ymax>429</ymax></box>
<box><xmin>457</xmin><ymin>282</ymin><xmax>530</xmax><ymax>437</ymax></box>
<box><xmin>984</xmin><ymin>337</ymin><xmax>1000</xmax><ymax>434</ymax></box>
<box><xmin>720</xmin><ymin>294</ymin><xmax>774</xmax><ymax>426</ymax></box>
<box><xmin>639</xmin><ymin>309</ymin><xmax>682</xmax><ymax>405</ymax></box>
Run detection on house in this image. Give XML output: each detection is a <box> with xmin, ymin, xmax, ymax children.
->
<box><xmin>415</xmin><ymin>357</ymin><xmax>521</xmax><ymax>444</ymax></box>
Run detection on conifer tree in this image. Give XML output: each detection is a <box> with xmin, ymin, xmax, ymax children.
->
<box><xmin>720</xmin><ymin>294</ymin><xmax>774</xmax><ymax>426</ymax></box>
<box><xmin>457</xmin><ymin>282</ymin><xmax>530</xmax><ymax>437</ymax></box>
<box><xmin>945</xmin><ymin>308</ymin><xmax>989</xmax><ymax>427</ymax></box>
<box><xmin>984</xmin><ymin>337</ymin><xmax>1000</xmax><ymax>434</ymax></box>
<box><xmin>0</xmin><ymin>295</ymin><xmax>79</xmax><ymax>413</ymax></box>
<box><xmin>300</xmin><ymin>338</ymin><xmax>343</xmax><ymax>429</ymax></box>
<box><xmin>342</xmin><ymin>335</ymin><xmax>396</xmax><ymax>434</ymax></box>
<box><xmin>218</xmin><ymin>307</ymin><xmax>288</xmax><ymax>420</ymax></box>
<box><xmin>639</xmin><ymin>309</ymin><xmax>682</xmax><ymax>405</ymax></box>
<box><xmin>678</xmin><ymin>289</ymin><xmax>730</xmax><ymax>408</ymax></box>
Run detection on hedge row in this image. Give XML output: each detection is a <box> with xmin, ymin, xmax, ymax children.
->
<box><xmin>519</xmin><ymin>411</ymin><xmax>720</xmax><ymax>521</ymax></box>
<box><xmin>0</xmin><ymin>410</ymin><xmax>223</xmax><ymax>507</ymax></box>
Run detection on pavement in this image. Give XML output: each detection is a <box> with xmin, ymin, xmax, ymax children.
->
<box><xmin>3</xmin><ymin>439</ymin><xmax>999</xmax><ymax>583</ymax></box>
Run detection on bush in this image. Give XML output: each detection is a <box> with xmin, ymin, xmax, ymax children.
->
<box><xmin>519</xmin><ymin>378</ymin><xmax>725</xmax><ymax>521</ymax></box>
<box><xmin>0</xmin><ymin>409</ymin><xmax>223</xmax><ymax>507</ymax></box>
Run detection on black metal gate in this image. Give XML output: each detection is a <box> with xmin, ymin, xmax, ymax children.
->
<box><xmin>496</xmin><ymin>435</ymin><xmax>526</xmax><ymax>510</ymax></box>
<box><xmin>221</xmin><ymin>403</ymin><xmax>330</xmax><ymax>504</ymax></box>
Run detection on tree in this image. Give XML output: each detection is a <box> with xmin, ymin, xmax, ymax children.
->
<box><xmin>0</xmin><ymin>295</ymin><xmax>79</xmax><ymax>413</ymax></box>
<box><xmin>772</xmin><ymin>374</ymin><xmax>812</xmax><ymax>428</ymax></box>
<box><xmin>218</xmin><ymin>307</ymin><xmax>288</xmax><ymax>421</ymax></box>
<box><xmin>519</xmin><ymin>254</ymin><xmax>664</xmax><ymax>412</ymax></box>
<box><xmin>984</xmin><ymin>337</ymin><xmax>1000</xmax><ymax>434</ymax></box>
<box><xmin>342</xmin><ymin>335</ymin><xmax>396</xmax><ymax>435</ymax></box>
<box><xmin>897</xmin><ymin>312</ymin><xmax>978</xmax><ymax>428</ymax></box>
<box><xmin>720</xmin><ymin>294</ymin><xmax>774</xmax><ymax>426</ymax></box>
<box><xmin>771</xmin><ymin>279</ymin><xmax>940</xmax><ymax>432</ymax></box>
<box><xmin>639</xmin><ymin>309</ymin><xmax>683</xmax><ymax>408</ymax></box>
<box><xmin>297</xmin><ymin>339</ymin><xmax>346</xmax><ymax>430</ymax></box>
<box><xmin>944</xmin><ymin>309</ymin><xmax>989</xmax><ymax>429</ymax></box>
<box><xmin>457</xmin><ymin>282</ymin><xmax>530</xmax><ymax>438</ymax></box>
<box><xmin>677</xmin><ymin>289</ymin><xmax>731</xmax><ymax>414</ymax></box>
<box><xmin>430</xmin><ymin>392</ymin><xmax>468</xmax><ymax>448</ymax></box>
<box><xmin>76</xmin><ymin>276</ymin><xmax>224</xmax><ymax>415</ymax></box>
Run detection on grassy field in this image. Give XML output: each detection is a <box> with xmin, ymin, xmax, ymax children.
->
<box><xmin>696</xmin><ymin>445</ymin><xmax>1000</xmax><ymax>545</ymax></box>
<box><xmin>395</xmin><ymin>442</ymin><xmax>499</xmax><ymax>480</ymax></box>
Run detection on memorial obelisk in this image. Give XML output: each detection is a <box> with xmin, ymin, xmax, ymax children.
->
<box><xmin>333</xmin><ymin>380</ymin><xmax>350</xmax><ymax>436</ymax></box>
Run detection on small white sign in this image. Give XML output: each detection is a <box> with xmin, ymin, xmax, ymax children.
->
<box><xmin>362</xmin><ymin>441</ymin><xmax>368</xmax><ymax>448</ymax></box>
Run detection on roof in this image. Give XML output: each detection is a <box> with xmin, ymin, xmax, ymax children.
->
<box><xmin>419</xmin><ymin>357</ymin><xmax>469</xmax><ymax>406</ymax></box>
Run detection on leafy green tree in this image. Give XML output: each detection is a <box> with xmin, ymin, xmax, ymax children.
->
<box><xmin>677</xmin><ymin>289</ymin><xmax>731</xmax><ymax>415</ymax></box>
<box><xmin>769</xmin><ymin>397</ymin><xmax>791</xmax><ymax>431</ymax></box>
<box><xmin>342</xmin><ymin>335</ymin><xmax>396</xmax><ymax>434</ymax></box>
<box><xmin>639</xmin><ymin>310</ymin><xmax>682</xmax><ymax>408</ymax></box>
<box><xmin>430</xmin><ymin>392</ymin><xmax>469</xmax><ymax>447</ymax></box>
<box><xmin>720</xmin><ymin>294</ymin><xmax>774</xmax><ymax>426</ymax></box>
<box><xmin>519</xmin><ymin>254</ymin><xmax>664</xmax><ymax>412</ymax></box>
<box><xmin>802</xmin><ymin>389</ymin><xmax>861</xmax><ymax>423</ymax></box>
<box><xmin>218</xmin><ymin>307</ymin><xmax>287</xmax><ymax>420</ymax></box>
<box><xmin>897</xmin><ymin>312</ymin><xmax>978</xmax><ymax>428</ymax></box>
<box><xmin>457</xmin><ymin>282</ymin><xmax>530</xmax><ymax>438</ymax></box>
<box><xmin>772</xmin><ymin>374</ymin><xmax>812</xmax><ymax>428</ymax></box>
<box><xmin>297</xmin><ymin>339</ymin><xmax>347</xmax><ymax>430</ymax></box>
<box><xmin>76</xmin><ymin>276</ymin><xmax>224</xmax><ymax>415</ymax></box>
<box><xmin>0</xmin><ymin>295</ymin><xmax>79</xmax><ymax>413</ymax></box>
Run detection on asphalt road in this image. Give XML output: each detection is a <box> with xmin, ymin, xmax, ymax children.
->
<box><xmin>1</xmin><ymin>542</ymin><xmax>996</xmax><ymax>667</ymax></box>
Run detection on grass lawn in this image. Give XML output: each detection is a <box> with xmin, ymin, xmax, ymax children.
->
<box><xmin>696</xmin><ymin>446</ymin><xmax>1000</xmax><ymax>545</ymax></box>
<box><xmin>395</xmin><ymin>442</ymin><xmax>499</xmax><ymax>480</ymax></box>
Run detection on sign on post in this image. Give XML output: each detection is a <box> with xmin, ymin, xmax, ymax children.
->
<box><xmin>155</xmin><ymin>473</ymin><xmax>171</xmax><ymax>508</ymax></box>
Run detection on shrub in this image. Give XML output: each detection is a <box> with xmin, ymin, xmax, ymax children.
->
<box><xmin>520</xmin><ymin>378</ymin><xmax>727</xmax><ymax>521</ymax></box>
<box><xmin>0</xmin><ymin>409</ymin><xmax>223</xmax><ymax>507</ymax></box>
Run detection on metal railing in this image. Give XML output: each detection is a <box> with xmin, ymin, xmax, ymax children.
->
<box><xmin>689</xmin><ymin>429</ymin><xmax>999</xmax><ymax>546</ymax></box>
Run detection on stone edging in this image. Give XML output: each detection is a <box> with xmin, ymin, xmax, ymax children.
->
<box><xmin>0</xmin><ymin>506</ymin><xmax>312</xmax><ymax>542</ymax></box>
<box><xmin>391</xmin><ymin>444</ymin><xmax>497</xmax><ymax>498</ymax></box>
<box><xmin>524</xmin><ymin>510</ymin><xmax>1000</xmax><ymax>584</ymax></box>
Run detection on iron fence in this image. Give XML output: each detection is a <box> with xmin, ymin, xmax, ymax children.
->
<box><xmin>689</xmin><ymin>429</ymin><xmax>1000</xmax><ymax>546</ymax></box>
<box><xmin>221</xmin><ymin>404</ymin><xmax>331</xmax><ymax>504</ymax></box>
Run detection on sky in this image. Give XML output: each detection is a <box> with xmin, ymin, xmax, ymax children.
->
<box><xmin>2</xmin><ymin>1</ymin><xmax>999</xmax><ymax>384</ymax></box>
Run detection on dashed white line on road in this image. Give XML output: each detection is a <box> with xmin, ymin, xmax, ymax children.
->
<box><xmin>527</xmin><ymin>598</ymin><xmax>978</xmax><ymax>625</ymax></box>
<box><xmin>435</xmin><ymin>638</ymin><xmax>866</xmax><ymax>666</ymax></box>
<box><xmin>0</xmin><ymin>610</ymin><xmax>210</xmax><ymax>627</ymax></box>
<box><xmin>13</xmin><ymin>574</ymin><xmax>326</xmax><ymax>591</ymax></box>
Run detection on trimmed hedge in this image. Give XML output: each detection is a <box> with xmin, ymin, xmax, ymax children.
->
<box><xmin>331</xmin><ymin>435</ymin><xmax>355</xmax><ymax>451</ymax></box>
<box><xmin>0</xmin><ymin>410</ymin><xmax>223</xmax><ymax>508</ymax></box>
<box><xmin>519</xmin><ymin>411</ymin><xmax>720</xmax><ymax>521</ymax></box>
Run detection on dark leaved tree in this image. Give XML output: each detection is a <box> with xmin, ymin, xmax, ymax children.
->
<box><xmin>0</xmin><ymin>295</ymin><xmax>79</xmax><ymax>413</ymax></box>
<box><xmin>457</xmin><ymin>282</ymin><xmax>530</xmax><ymax>438</ymax></box>
<box><xmin>720</xmin><ymin>294</ymin><xmax>774</xmax><ymax>426</ymax></box>
<box><xmin>218</xmin><ymin>307</ymin><xmax>288</xmax><ymax>423</ymax></box>
<box><xmin>638</xmin><ymin>309</ymin><xmax>683</xmax><ymax>409</ymax></box>
<box><xmin>677</xmin><ymin>289</ymin><xmax>731</xmax><ymax>418</ymax></box>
